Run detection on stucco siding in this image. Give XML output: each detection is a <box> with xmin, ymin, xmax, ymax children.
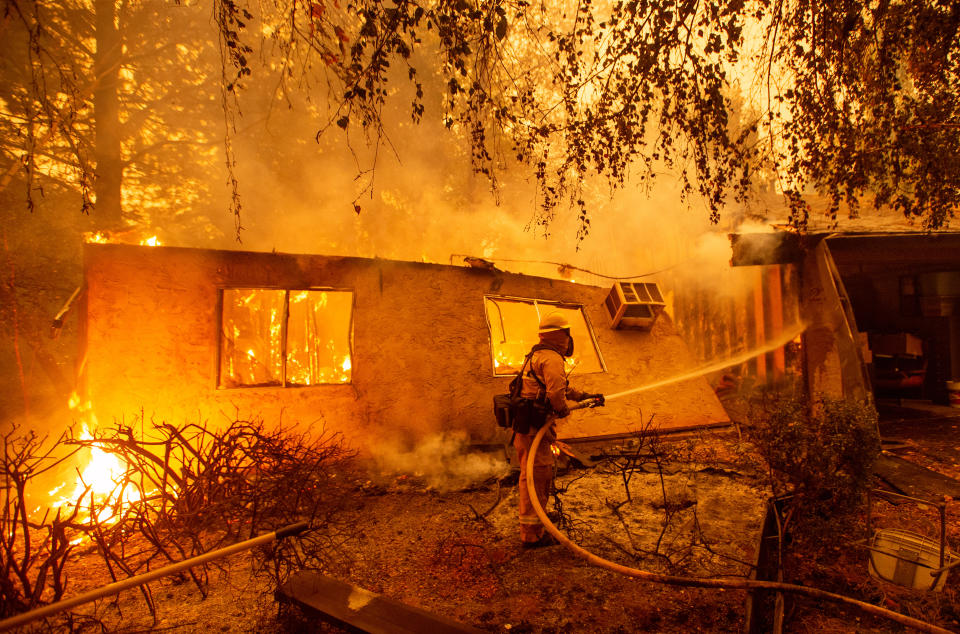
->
<box><xmin>81</xmin><ymin>244</ymin><xmax>729</xmax><ymax>452</ymax></box>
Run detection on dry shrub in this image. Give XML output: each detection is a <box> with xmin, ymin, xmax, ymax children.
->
<box><xmin>745</xmin><ymin>391</ymin><xmax>880</xmax><ymax>538</ymax></box>
<box><xmin>0</xmin><ymin>428</ymin><xmax>82</xmax><ymax>618</ymax></box>
<box><xmin>70</xmin><ymin>413</ymin><xmax>357</xmax><ymax>587</ymax></box>
<box><xmin>1</xmin><ymin>413</ymin><xmax>356</xmax><ymax>625</ymax></box>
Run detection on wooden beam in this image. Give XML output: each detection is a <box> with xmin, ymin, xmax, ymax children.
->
<box><xmin>767</xmin><ymin>266</ymin><xmax>785</xmax><ymax>377</ymax></box>
<box><xmin>754</xmin><ymin>267</ymin><xmax>767</xmax><ymax>382</ymax></box>
<box><xmin>277</xmin><ymin>572</ymin><xmax>485</xmax><ymax>634</ymax></box>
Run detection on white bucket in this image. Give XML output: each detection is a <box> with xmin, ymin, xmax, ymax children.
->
<box><xmin>868</xmin><ymin>529</ymin><xmax>955</xmax><ymax>591</ymax></box>
<box><xmin>948</xmin><ymin>381</ymin><xmax>960</xmax><ymax>409</ymax></box>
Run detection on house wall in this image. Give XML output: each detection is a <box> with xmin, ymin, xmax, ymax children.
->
<box><xmin>722</xmin><ymin>231</ymin><xmax>960</xmax><ymax>404</ymax></box>
<box><xmin>81</xmin><ymin>244</ymin><xmax>729</xmax><ymax>453</ymax></box>
<box><xmin>799</xmin><ymin>241</ymin><xmax>870</xmax><ymax>400</ymax></box>
<box><xmin>724</xmin><ymin>232</ymin><xmax>870</xmax><ymax>401</ymax></box>
<box><xmin>671</xmin><ymin>263</ymin><xmax>803</xmax><ymax>389</ymax></box>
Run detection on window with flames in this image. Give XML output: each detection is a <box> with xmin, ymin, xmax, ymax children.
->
<box><xmin>218</xmin><ymin>288</ymin><xmax>353</xmax><ymax>388</ymax></box>
<box><xmin>484</xmin><ymin>296</ymin><xmax>605</xmax><ymax>377</ymax></box>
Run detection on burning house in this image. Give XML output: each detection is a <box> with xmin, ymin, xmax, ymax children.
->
<box><xmin>726</xmin><ymin>231</ymin><xmax>960</xmax><ymax>407</ymax></box>
<box><xmin>75</xmin><ymin>243</ymin><xmax>730</xmax><ymax>451</ymax></box>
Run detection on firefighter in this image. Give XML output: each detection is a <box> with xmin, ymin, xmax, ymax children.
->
<box><xmin>515</xmin><ymin>312</ymin><xmax>603</xmax><ymax>548</ymax></box>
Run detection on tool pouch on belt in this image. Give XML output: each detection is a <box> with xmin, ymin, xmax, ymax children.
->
<box><xmin>493</xmin><ymin>393</ymin><xmax>515</xmax><ymax>429</ymax></box>
<box><xmin>493</xmin><ymin>395</ymin><xmax>550</xmax><ymax>434</ymax></box>
<box><xmin>493</xmin><ymin>349</ymin><xmax>552</xmax><ymax>433</ymax></box>
<box><xmin>510</xmin><ymin>397</ymin><xmax>551</xmax><ymax>434</ymax></box>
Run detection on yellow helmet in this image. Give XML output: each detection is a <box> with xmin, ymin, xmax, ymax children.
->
<box><xmin>538</xmin><ymin>312</ymin><xmax>570</xmax><ymax>333</ymax></box>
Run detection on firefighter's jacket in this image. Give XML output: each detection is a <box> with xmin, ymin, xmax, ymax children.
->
<box><xmin>519</xmin><ymin>336</ymin><xmax>588</xmax><ymax>419</ymax></box>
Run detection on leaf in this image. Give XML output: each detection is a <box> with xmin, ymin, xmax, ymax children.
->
<box><xmin>495</xmin><ymin>16</ymin><xmax>507</xmax><ymax>40</ymax></box>
<box><xmin>336</xmin><ymin>116</ymin><xmax>349</xmax><ymax>129</ymax></box>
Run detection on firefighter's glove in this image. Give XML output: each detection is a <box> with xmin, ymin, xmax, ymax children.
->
<box><xmin>582</xmin><ymin>394</ymin><xmax>605</xmax><ymax>407</ymax></box>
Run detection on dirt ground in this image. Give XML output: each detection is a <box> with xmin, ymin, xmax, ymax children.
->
<box><xmin>21</xmin><ymin>406</ymin><xmax>960</xmax><ymax>633</ymax></box>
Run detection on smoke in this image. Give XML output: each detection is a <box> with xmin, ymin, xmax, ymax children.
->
<box><xmin>667</xmin><ymin>231</ymin><xmax>760</xmax><ymax>300</ymax></box>
<box><xmin>367</xmin><ymin>431</ymin><xmax>511</xmax><ymax>492</ymax></box>
<box><xmin>169</xmin><ymin>25</ymin><xmax>776</xmax><ymax>281</ymax></box>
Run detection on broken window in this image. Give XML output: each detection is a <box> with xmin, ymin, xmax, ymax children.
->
<box><xmin>484</xmin><ymin>296</ymin><xmax>605</xmax><ymax>376</ymax></box>
<box><xmin>218</xmin><ymin>288</ymin><xmax>353</xmax><ymax>388</ymax></box>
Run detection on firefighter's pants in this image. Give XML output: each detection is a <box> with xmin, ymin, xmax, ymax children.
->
<box><xmin>514</xmin><ymin>428</ymin><xmax>556</xmax><ymax>543</ymax></box>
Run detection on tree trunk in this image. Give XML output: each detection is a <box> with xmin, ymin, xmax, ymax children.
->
<box><xmin>93</xmin><ymin>0</ymin><xmax>123</xmax><ymax>230</ymax></box>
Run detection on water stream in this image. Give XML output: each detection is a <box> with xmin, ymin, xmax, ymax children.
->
<box><xmin>603</xmin><ymin>322</ymin><xmax>808</xmax><ymax>403</ymax></box>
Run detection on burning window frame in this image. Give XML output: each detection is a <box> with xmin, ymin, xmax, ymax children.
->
<box><xmin>483</xmin><ymin>295</ymin><xmax>606</xmax><ymax>377</ymax></box>
<box><xmin>216</xmin><ymin>287</ymin><xmax>355</xmax><ymax>388</ymax></box>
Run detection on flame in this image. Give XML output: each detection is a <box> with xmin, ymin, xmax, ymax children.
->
<box><xmin>493</xmin><ymin>348</ymin><xmax>520</xmax><ymax>371</ymax></box>
<box><xmin>82</xmin><ymin>231</ymin><xmax>162</xmax><ymax>246</ymax></box>
<box><xmin>54</xmin><ymin>394</ymin><xmax>145</xmax><ymax>528</ymax></box>
<box><xmin>75</xmin><ymin>428</ymin><xmax>142</xmax><ymax>519</ymax></box>
<box><xmin>493</xmin><ymin>346</ymin><xmax>582</xmax><ymax>375</ymax></box>
<box><xmin>550</xmin><ymin>444</ymin><xmax>560</xmax><ymax>456</ymax></box>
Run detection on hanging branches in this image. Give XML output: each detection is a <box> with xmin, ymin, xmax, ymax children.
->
<box><xmin>212</xmin><ymin>0</ymin><xmax>960</xmax><ymax>233</ymax></box>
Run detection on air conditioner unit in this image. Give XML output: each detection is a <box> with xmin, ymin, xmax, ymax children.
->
<box><xmin>604</xmin><ymin>281</ymin><xmax>666</xmax><ymax>329</ymax></box>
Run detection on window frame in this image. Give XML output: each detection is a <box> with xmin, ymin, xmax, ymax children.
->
<box><xmin>215</xmin><ymin>286</ymin><xmax>355</xmax><ymax>389</ymax></box>
<box><xmin>483</xmin><ymin>294</ymin><xmax>606</xmax><ymax>377</ymax></box>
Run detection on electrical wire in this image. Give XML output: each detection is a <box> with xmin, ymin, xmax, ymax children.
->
<box><xmin>450</xmin><ymin>253</ymin><xmax>674</xmax><ymax>280</ymax></box>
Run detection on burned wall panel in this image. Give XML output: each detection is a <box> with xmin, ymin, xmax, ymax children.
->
<box><xmin>81</xmin><ymin>244</ymin><xmax>729</xmax><ymax>452</ymax></box>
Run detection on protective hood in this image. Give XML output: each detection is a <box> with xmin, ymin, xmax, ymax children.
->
<box><xmin>539</xmin><ymin>329</ymin><xmax>574</xmax><ymax>357</ymax></box>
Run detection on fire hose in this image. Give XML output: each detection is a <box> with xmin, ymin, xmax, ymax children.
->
<box><xmin>525</xmin><ymin>420</ymin><xmax>952</xmax><ymax>634</ymax></box>
<box><xmin>0</xmin><ymin>521</ymin><xmax>310</xmax><ymax>632</ymax></box>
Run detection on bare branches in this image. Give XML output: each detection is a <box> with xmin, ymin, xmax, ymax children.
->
<box><xmin>1</xmin><ymin>426</ymin><xmax>83</xmax><ymax>618</ymax></box>
<box><xmin>1</xmin><ymin>414</ymin><xmax>356</xmax><ymax>625</ymax></box>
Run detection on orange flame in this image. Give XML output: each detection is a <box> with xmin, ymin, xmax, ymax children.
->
<box><xmin>82</xmin><ymin>231</ymin><xmax>163</xmax><ymax>246</ymax></box>
<box><xmin>53</xmin><ymin>394</ymin><xmax>146</xmax><ymax>531</ymax></box>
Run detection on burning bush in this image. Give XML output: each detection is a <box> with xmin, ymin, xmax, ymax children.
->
<box><xmin>1</xmin><ymin>413</ymin><xmax>356</xmax><ymax>625</ymax></box>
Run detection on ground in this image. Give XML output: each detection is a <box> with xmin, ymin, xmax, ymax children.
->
<box><xmin>20</xmin><ymin>403</ymin><xmax>960</xmax><ymax>633</ymax></box>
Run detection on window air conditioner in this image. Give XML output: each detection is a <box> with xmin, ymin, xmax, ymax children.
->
<box><xmin>604</xmin><ymin>281</ymin><xmax>665</xmax><ymax>329</ymax></box>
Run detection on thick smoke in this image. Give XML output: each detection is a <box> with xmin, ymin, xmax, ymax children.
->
<box><xmin>367</xmin><ymin>431</ymin><xmax>511</xmax><ymax>492</ymax></box>
<box><xmin>180</xmin><ymin>33</ymin><xmax>773</xmax><ymax>283</ymax></box>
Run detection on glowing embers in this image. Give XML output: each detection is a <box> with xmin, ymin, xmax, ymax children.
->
<box><xmin>82</xmin><ymin>231</ymin><xmax>163</xmax><ymax>245</ymax></box>
<box><xmin>58</xmin><ymin>426</ymin><xmax>143</xmax><ymax>527</ymax></box>
<box><xmin>218</xmin><ymin>288</ymin><xmax>354</xmax><ymax>388</ymax></box>
<box><xmin>484</xmin><ymin>296</ymin><xmax>605</xmax><ymax>376</ymax></box>
<box><xmin>50</xmin><ymin>396</ymin><xmax>144</xmax><ymax>530</ymax></box>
